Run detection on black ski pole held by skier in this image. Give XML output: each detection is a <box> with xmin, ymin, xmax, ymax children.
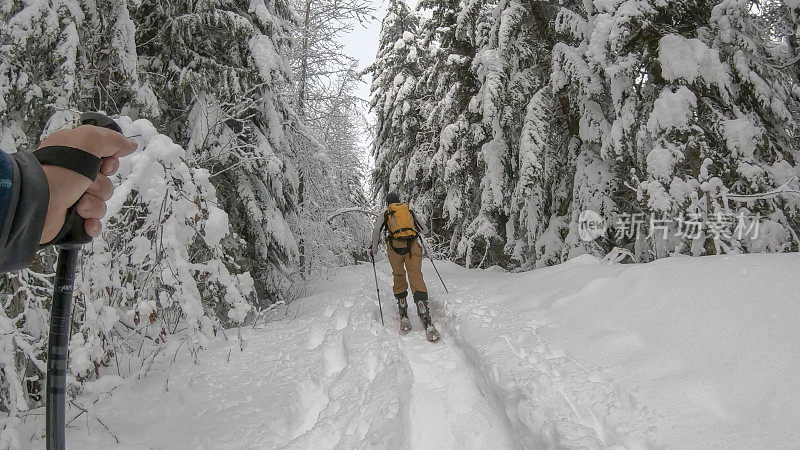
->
<box><xmin>42</xmin><ymin>112</ymin><xmax>122</xmax><ymax>450</ymax></box>
<box><xmin>419</xmin><ymin>236</ymin><xmax>449</xmax><ymax>294</ymax></box>
<box><xmin>370</xmin><ymin>251</ymin><xmax>385</xmax><ymax>326</ymax></box>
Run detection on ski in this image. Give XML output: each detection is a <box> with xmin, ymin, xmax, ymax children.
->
<box><xmin>400</xmin><ymin>316</ymin><xmax>412</xmax><ymax>333</ymax></box>
<box><xmin>425</xmin><ymin>323</ymin><xmax>440</xmax><ymax>342</ymax></box>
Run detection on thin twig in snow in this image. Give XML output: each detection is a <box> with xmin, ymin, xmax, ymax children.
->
<box><xmin>68</xmin><ymin>401</ymin><xmax>119</xmax><ymax>444</ymax></box>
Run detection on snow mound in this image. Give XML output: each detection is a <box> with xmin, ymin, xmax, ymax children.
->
<box><xmin>438</xmin><ymin>252</ymin><xmax>800</xmax><ymax>448</ymax></box>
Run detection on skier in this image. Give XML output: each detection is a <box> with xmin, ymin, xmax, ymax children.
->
<box><xmin>369</xmin><ymin>192</ymin><xmax>440</xmax><ymax>341</ymax></box>
<box><xmin>0</xmin><ymin>124</ymin><xmax>137</xmax><ymax>272</ymax></box>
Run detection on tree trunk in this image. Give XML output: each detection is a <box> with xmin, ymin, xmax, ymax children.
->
<box><xmin>298</xmin><ymin>0</ymin><xmax>312</xmax><ymax>119</ymax></box>
<box><xmin>296</xmin><ymin>0</ymin><xmax>312</xmax><ymax>276</ymax></box>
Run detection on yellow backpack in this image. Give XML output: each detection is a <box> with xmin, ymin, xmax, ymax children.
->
<box><xmin>386</xmin><ymin>202</ymin><xmax>418</xmax><ymax>254</ymax></box>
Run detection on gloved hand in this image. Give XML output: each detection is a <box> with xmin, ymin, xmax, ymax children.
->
<box><xmin>38</xmin><ymin>125</ymin><xmax>137</xmax><ymax>244</ymax></box>
<box><xmin>368</xmin><ymin>245</ymin><xmax>374</xmax><ymax>261</ymax></box>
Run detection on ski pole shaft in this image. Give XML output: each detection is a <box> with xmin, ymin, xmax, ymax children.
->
<box><xmin>420</xmin><ymin>236</ymin><xmax>449</xmax><ymax>294</ymax></box>
<box><xmin>46</xmin><ymin>246</ymin><xmax>79</xmax><ymax>450</ymax></box>
<box><xmin>371</xmin><ymin>255</ymin><xmax>384</xmax><ymax>326</ymax></box>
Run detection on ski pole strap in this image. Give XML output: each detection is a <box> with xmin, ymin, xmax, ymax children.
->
<box><xmin>33</xmin><ymin>146</ymin><xmax>102</xmax><ymax>181</ymax></box>
<box><xmin>34</xmin><ymin>146</ymin><xmax>103</xmax><ymax>247</ymax></box>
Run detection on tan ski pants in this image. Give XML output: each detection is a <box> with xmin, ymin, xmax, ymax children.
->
<box><xmin>387</xmin><ymin>240</ymin><xmax>427</xmax><ymax>295</ymax></box>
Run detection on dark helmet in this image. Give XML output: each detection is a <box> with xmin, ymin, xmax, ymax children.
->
<box><xmin>386</xmin><ymin>192</ymin><xmax>400</xmax><ymax>205</ymax></box>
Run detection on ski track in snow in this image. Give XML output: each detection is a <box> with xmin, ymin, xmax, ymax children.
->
<box><xmin>434</xmin><ymin>287</ymin><xmax>654</xmax><ymax>449</ymax></box>
<box><xmin>52</xmin><ymin>261</ymin><xmax>655</xmax><ymax>449</ymax></box>
<box><xmin>400</xmin><ymin>332</ymin><xmax>516</xmax><ymax>449</ymax></box>
<box><xmin>372</xmin><ymin>267</ymin><xmax>518</xmax><ymax>450</ymax></box>
<box><xmin>376</xmin><ymin>263</ymin><xmax>654</xmax><ymax>450</ymax></box>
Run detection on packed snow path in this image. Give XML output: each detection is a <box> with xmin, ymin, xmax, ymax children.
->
<box><xmin>35</xmin><ymin>253</ymin><xmax>800</xmax><ymax>448</ymax></box>
<box><xmin>398</xmin><ymin>319</ymin><xmax>515</xmax><ymax>449</ymax></box>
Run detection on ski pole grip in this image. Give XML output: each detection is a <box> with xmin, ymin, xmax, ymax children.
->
<box><xmin>79</xmin><ymin>112</ymin><xmax>123</xmax><ymax>134</ymax></box>
<box><xmin>37</xmin><ymin>112</ymin><xmax>122</xmax><ymax>247</ymax></box>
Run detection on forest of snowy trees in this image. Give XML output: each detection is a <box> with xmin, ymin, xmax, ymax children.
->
<box><xmin>370</xmin><ymin>0</ymin><xmax>800</xmax><ymax>269</ymax></box>
<box><xmin>0</xmin><ymin>0</ymin><xmax>374</xmax><ymax>443</ymax></box>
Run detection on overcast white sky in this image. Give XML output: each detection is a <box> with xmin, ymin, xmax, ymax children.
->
<box><xmin>340</xmin><ymin>0</ymin><xmax>389</xmax><ymax>102</ymax></box>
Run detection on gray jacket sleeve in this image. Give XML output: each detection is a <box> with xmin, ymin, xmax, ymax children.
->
<box><xmin>371</xmin><ymin>213</ymin><xmax>384</xmax><ymax>251</ymax></box>
<box><xmin>0</xmin><ymin>151</ymin><xmax>49</xmax><ymax>272</ymax></box>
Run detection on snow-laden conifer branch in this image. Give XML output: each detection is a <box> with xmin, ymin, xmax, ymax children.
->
<box><xmin>725</xmin><ymin>177</ymin><xmax>800</xmax><ymax>201</ymax></box>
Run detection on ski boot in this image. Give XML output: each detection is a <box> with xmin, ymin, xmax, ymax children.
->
<box><xmin>414</xmin><ymin>291</ymin><xmax>440</xmax><ymax>342</ymax></box>
<box><xmin>397</xmin><ymin>292</ymin><xmax>412</xmax><ymax>333</ymax></box>
<box><xmin>422</xmin><ymin>319</ymin><xmax>440</xmax><ymax>342</ymax></box>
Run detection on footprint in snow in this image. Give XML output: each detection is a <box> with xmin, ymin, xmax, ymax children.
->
<box><xmin>305</xmin><ymin>324</ymin><xmax>327</xmax><ymax>350</ymax></box>
<box><xmin>323</xmin><ymin>338</ymin><xmax>348</xmax><ymax>377</ymax></box>
<box><xmin>334</xmin><ymin>313</ymin><xmax>349</xmax><ymax>331</ymax></box>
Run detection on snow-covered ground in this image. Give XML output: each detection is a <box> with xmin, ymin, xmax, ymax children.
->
<box><xmin>25</xmin><ymin>253</ymin><xmax>800</xmax><ymax>448</ymax></box>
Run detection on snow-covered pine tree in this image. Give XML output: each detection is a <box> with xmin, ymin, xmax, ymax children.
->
<box><xmin>549</xmin><ymin>0</ymin><xmax>800</xmax><ymax>260</ymax></box>
<box><xmin>0</xmin><ymin>0</ymin><xmax>84</xmax><ymax>152</ymax></box>
<box><xmin>448</xmin><ymin>0</ymin><xmax>514</xmax><ymax>269</ymax></box>
<box><xmin>697</xmin><ymin>0</ymin><xmax>800</xmax><ymax>254</ymax></box>
<box><xmin>376</xmin><ymin>0</ymin><xmax>557</xmax><ymax>269</ymax></box>
<box><xmin>371</xmin><ymin>0</ymin><xmax>800</xmax><ymax>268</ymax></box>
<box><xmin>459</xmin><ymin>0</ymin><xmax>554</xmax><ymax>269</ymax></box>
<box><xmin>132</xmin><ymin>0</ymin><xmax>301</xmax><ymax>303</ymax></box>
<box><xmin>414</xmin><ymin>0</ymin><xmax>567</xmax><ymax>268</ymax></box>
<box><xmin>506</xmin><ymin>82</ymin><xmax>577</xmax><ymax>269</ymax></box>
<box><xmin>548</xmin><ymin>0</ymin><xmax>621</xmax><ymax>261</ymax></box>
<box><xmin>368</xmin><ymin>0</ymin><xmax>425</xmax><ymax>201</ymax></box>
<box><xmin>0</xmin><ymin>0</ymin><xmax>157</xmax><ymax>151</ymax></box>
<box><xmin>410</xmin><ymin>0</ymin><xmax>486</xmax><ymax>265</ymax></box>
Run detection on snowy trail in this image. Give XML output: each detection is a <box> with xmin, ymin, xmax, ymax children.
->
<box><xmin>52</xmin><ymin>262</ymin><xmax>521</xmax><ymax>449</ymax></box>
<box><xmin>373</xmin><ymin>265</ymin><xmax>518</xmax><ymax>449</ymax></box>
<box><xmin>398</xmin><ymin>328</ymin><xmax>517</xmax><ymax>449</ymax></box>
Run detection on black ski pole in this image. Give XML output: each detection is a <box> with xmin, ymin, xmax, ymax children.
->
<box><xmin>370</xmin><ymin>252</ymin><xmax>385</xmax><ymax>326</ymax></box>
<box><xmin>43</xmin><ymin>112</ymin><xmax>122</xmax><ymax>450</ymax></box>
<box><xmin>419</xmin><ymin>236</ymin><xmax>449</xmax><ymax>294</ymax></box>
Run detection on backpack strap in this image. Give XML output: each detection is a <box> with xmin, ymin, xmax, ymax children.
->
<box><xmin>391</xmin><ymin>227</ymin><xmax>418</xmax><ymax>239</ymax></box>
